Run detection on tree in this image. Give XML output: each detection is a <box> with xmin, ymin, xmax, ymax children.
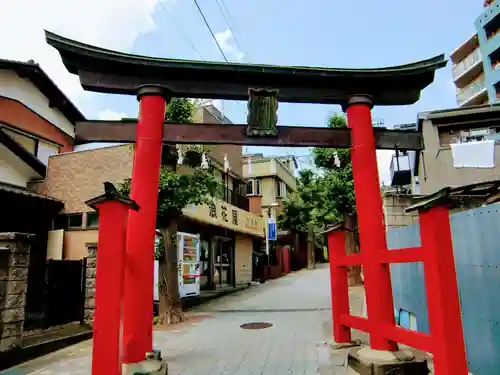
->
<box><xmin>278</xmin><ymin>170</ymin><xmax>331</xmax><ymax>265</ymax></box>
<box><xmin>118</xmin><ymin>98</ymin><xmax>218</xmax><ymax>324</ymax></box>
<box><xmin>313</xmin><ymin>113</ymin><xmax>362</xmax><ymax>285</ymax></box>
<box><xmin>278</xmin><ymin>113</ymin><xmax>362</xmax><ymax>285</ymax></box>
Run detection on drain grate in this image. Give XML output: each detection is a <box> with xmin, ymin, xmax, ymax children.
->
<box><xmin>240</xmin><ymin>322</ymin><xmax>273</xmax><ymax>330</ymax></box>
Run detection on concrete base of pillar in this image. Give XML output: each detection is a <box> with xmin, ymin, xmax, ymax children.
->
<box><xmin>122</xmin><ymin>349</ymin><xmax>168</xmax><ymax>375</ymax></box>
<box><xmin>348</xmin><ymin>346</ymin><xmax>428</xmax><ymax>375</ymax></box>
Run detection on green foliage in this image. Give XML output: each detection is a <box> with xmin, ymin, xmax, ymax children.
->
<box><xmin>312</xmin><ymin>113</ymin><xmax>355</xmax><ymax>220</ymax></box>
<box><xmin>166</xmin><ymin>98</ymin><xmax>195</xmax><ymax>124</ymax></box>
<box><xmin>278</xmin><ymin>170</ymin><xmax>315</xmax><ymax>233</ymax></box>
<box><xmin>279</xmin><ymin>112</ymin><xmax>356</xmax><ymax>238</ymax></box>
<box><xmin>117</xmin><ymin>167</ymin><xmax>218</xmax><ymax>227</ymax></box>
<box><xmin>313</xmin><ymin>113</ymin><xmax>351</xmax><ymax>169</ymax></box>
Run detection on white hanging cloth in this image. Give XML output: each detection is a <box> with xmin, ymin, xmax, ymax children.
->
<box><xmin>334</xmin><ymin>152</ymin><xmax>341</xmax><ymax>168</ymax></box>
<box><xmin>450</xmin><ymin>140</ymin><xmax>495</xmax><ymax>168</ymax></box>
<box><xmin>223</xmin><ymin>153</ymin><xmax>231</xmax><ymax>172</ymax></box>
<box><xmin>201</xmin><ymin>152</ymin><xmax>209</xmax><ymax>169</ymax></box>
<box><xmin>177</xmin><ymin>146</ymin><xmax>184</xmax><ymax>165</ymax></box>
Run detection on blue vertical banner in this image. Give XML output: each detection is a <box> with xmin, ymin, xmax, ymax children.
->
<box><xmin>268</xmin><ymin>217</ymin><xmax>277</xmax><ymax>241</ymax></box>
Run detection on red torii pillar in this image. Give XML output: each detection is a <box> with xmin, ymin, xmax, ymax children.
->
<box><xmin>344</xmin><ymin>94</ymin><xmax>397</xmax><ymax>351</ymax></box>
<box><xmin>326</xmin><ymin>224</ymin><xmax>351</xmax><ymax>343</ymax></box>
<box><xmin>326</xmin><ymin>94</ymin><xmax>468</xmax><ymax>374</ymax></box>
<box><xmin>122</xmin><ymin>85</ymin><xmax>168</xmax><ymax>364</ymax></box>
<box><xmin>85</xmin><ymin>183</ymin><xmax>139</xmax><ymax>375</ymax></box>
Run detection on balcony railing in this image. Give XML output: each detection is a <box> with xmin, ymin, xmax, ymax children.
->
<box><xmin>452</xmin><ymin>49</ymin><xmax>482</xmax><ymax>80</ymax></box>
<box><xmin>212</xmin><ymin>183</ymin><xmax>250</xmax><ymax>211</ymax></box>
<box><xmin>457</xmin><ymin>78</ymin><xmax>486</xmax><ymax>104</ymax></box>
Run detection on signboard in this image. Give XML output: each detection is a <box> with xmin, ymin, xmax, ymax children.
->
<box><xmin>268</xmin><ymin>217</ymin><xmax>277</xmax><ymax>241</ymax></box>
<box><xmin>182</xmin><ymin>198</ymin><xmax>264</xmax><ymax>237</ymax></box>
<box><xmin>177</xmin><ymin>232</ymin><xmax>201</xmax><ymax>298</ymax></box>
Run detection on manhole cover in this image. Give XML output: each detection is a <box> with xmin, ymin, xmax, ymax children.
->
<box><xmin>240</xmin><ymin>322</ymin><xmax>273</xmax><ymax>330</ymax></box>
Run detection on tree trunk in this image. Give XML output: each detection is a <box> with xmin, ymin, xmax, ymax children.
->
<box><xmin>158</xmin><ymin>221</ymin><xmax>186</xmax><ymax>325</ymax></box>
<box><xmin>344</xmin><ymin>212</ymin><xmax>363</xmax><ymax>286</ymax></box>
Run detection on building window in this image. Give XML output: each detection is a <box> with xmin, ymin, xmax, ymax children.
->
<box><xmin>53</xmin><ymin>213</ymin><xmax>84</xmax><ymax>229</ymax></box>
<box><xmin>246</xmin><ymin>179</ymin><xmax>261</xmax><ymax>195</ymax></box>
<box><xmin>459</xmin><ymin>128</ymin><xmax>495</xmax><ymax>143</ymax></box>
<box><xmin>3</xmin><ymin>128</ymin><xmax>36</xmax><ymax>154</ymax></box>
<box><xmin>68</xmin><ymin>214</ymin><xmax>83</xmax><ymax>228</ymax></box>
<box><xmin>86</xmin><ymin>212</ymin><xmax>99</xmax><ymax>228</ymax></box>
<box><xmin>276</xmin><ymin>180</ymin><xmax>287</xmax><ymax>198</ymax></box>
<box><xmin>2</xmin><ymin>126</ymin><xmax>60</xmax><ymax>164</ymax></box>
<box><xmin>37</xmin><ymin>140</ymin><xmax>59</xmax><ymax>166</ymax></box>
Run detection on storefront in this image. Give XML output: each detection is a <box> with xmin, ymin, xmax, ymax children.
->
<box><xmin>180</xmin><ymin>199</ymin><xmax>264</xmax><ymax>291</ymax></box>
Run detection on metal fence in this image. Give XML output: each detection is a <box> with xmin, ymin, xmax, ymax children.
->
<box><xmin>388</xmin><ymin>203</ymin><xmax>500</xmax><ymax>375</ymax></box>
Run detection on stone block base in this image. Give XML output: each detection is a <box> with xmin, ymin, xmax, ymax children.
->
<box><xmin>348</xmin><ymin>347</ymin><xmax>429</xmax><ymax>375</ymax></box>
<box><xmin>122</xmin><ymin>349</ymin><xmax>168</xmax><ymax>375</ymax></box>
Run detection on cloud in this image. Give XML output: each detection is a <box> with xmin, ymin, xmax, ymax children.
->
<box><xmin>0</xmin><ymin>0</ymin><xmax>171</xmax><ymax>108</ymax></box>
<box><xmin>99</xmin><ymin>109</ymin><xmax>130</xmax><ymax>121</ymax></box>
<box><xmin>215</xmin><ymin>29</ymin><xmax>244</xmax><ymax>61</ymax></box>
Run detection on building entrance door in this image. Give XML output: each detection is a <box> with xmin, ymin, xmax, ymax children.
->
<box><xmin>213</xmin><ymin>236</ymin><xmax>233</xmax><ymax>288</ymax></box>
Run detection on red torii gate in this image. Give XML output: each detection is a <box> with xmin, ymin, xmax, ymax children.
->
<box><xmin>46</xmin><ymin>31</ymin><xmax>467</xmax><ymax>375</ymax></box>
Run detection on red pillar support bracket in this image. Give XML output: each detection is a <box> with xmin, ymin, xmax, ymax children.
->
<box><xmin>326</xmin><ymin>224</ymin><xmax>352</xmax><ymax>343</ymax></box>
<box><xmin>345</xmin><ymin>94</ymin><xmax>397</xmax><ymax>351</ymax></box>
<box><xmin>122</xmin><ymin>85</ymin><xmax>168</xmax><ymax>363</ymax></box>
<box><xmin>85</xmin><ymin>183</ymin><xmax>140</xmax><ymax>375</ymax></box>
<box><xmin>419</xmin><ymin>205</ymin><xmax>468</xmax><ymax>375</ymax></box>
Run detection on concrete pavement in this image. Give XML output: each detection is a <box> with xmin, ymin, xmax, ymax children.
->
<box><xmin>3</xmin><ymin>265</ymin><xmax>366</xmax><ymax>375</ymax></box>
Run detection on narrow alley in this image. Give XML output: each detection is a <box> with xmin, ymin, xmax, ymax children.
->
<box><xmin>4</xmin><ymin>266</ymin><xmax>365</xmax><ymax>375</ymax></box>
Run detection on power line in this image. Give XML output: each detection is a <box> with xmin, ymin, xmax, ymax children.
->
<box><xmin>158</xmin><ymin>2</ymin><xmax>204</xmax><ymax>59</ymax></box>
<box><xmin>215</xmin><ymin>0</ymin><xmax>249</xmax><ymax>62</ymax></box>
<box><xmin>192</xmin><ymin>0</ymin><xmax>229</xmax><ymax>62</ymax></box>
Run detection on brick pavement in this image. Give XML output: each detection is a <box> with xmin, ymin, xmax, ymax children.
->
<box><xmin>2</xmin><ymin>265</ymin><xmax>366</xmax><ymax>375</ymax></box>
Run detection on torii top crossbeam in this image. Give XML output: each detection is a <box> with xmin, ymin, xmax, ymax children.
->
<box><xmin>45</xmin><ymin>31</ymin><xmax>446</xmax><ymax>107</ymax></box>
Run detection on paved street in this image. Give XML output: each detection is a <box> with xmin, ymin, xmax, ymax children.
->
<box><xmin>4</xmin><ymin>265</ymin><xmax>366</xmax><ymax>375</ymax></box>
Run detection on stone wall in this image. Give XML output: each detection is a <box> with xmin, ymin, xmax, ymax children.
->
<box><xmin>0</xmin><ymin>232</ymin><xmax>33</xmax><ymax>352</ymax></box>
<box><xmin>83</xmin><ymin>245</ymin><xmax>97</xmax><ymax>326</ymax></box>
<box><xmin>383</xmin><ymin>194</ymin><xmax>419</xmax><ymax>228</ymax></box>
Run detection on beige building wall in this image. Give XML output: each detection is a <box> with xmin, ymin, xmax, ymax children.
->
<box><xmin>243</xmin><ymin>158</ymin><xmax>297</xmax><ymax>192</ymax></box>
<box><xmin>64</xmin><ymin>229</ymin><xmax>98</xmax><ymax>260</ymax></box>
<box><xmin>197</xmin><ymin>106</ymin><xmax>243</xmax><ymax>178</ymax></box>
<box><xmin>243</xmin><ymin>156</ymin><xmax>297</xmax><ymax>220</ymax></box>
<box><xmin>275</xmin><ymin>160</ymin><xmax>297</xmax><ymax>190</ymax></box>
<box><xmin>36</xmin><ymin>144</ymin><xmax>134</xmax><ymax>213</ymax></box>
<box><xmin>242</xmin><ymin>160</ymin><xmax>271</xmax><ymax>177</ymax></box>
<box><xmin>234</xmin><ymin>235</ymin><xmax>253</xmax><ymax>284</ymax></box>
<box><xmin>418</xmin><ymin>118</ymin><xmax>500</xmax><ymax>195</ymax></box>
<box><xmin>260</xmin><ymin>177</ymin><xmax>275</xmax><ymax>208</ymax></box>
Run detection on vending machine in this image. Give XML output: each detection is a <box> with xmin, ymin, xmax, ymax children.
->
<box><xmin>177</xmin><ymin>232</ymin><xmax>201</xmax><ymax>298</ymax></box>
